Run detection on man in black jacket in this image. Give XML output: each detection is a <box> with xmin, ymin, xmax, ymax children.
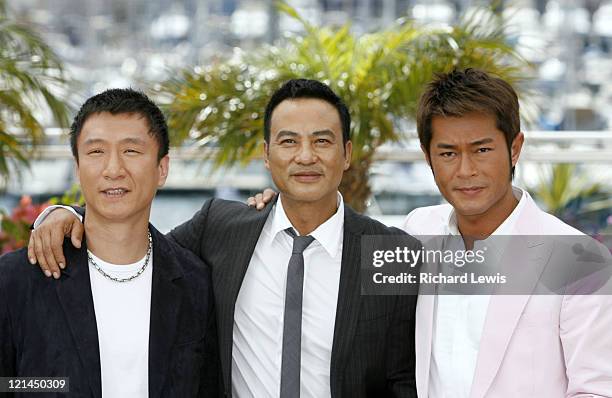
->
<box><xmin>0</xmin><ymin>89</ymin><xmax>217</xmax><ymax>397</ymax></box>
<box><xmin>27</xmin><ymin>80</ymin><xmax>418</xmax><ymax>398</ymax></box>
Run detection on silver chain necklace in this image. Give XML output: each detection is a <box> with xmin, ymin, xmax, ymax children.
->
<box><xmin>88</xmin><ymin>231</ymin><xmax>153</xmax><ymax>283</ymax></box>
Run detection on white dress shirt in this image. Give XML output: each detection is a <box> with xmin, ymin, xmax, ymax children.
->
<box><xmin>428</xmin><ymin>187</ymin><xmax>527</xmax><ymax>398</ymax></box>
<box><xmin>232</xmin><ymin>193</ymin><xmax>344</xmax><ymax>398</ymax></box>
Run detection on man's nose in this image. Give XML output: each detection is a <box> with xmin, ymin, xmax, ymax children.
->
<box><xmin>295</xmin><ymin>142</ymin><xmax>317</xmax><ymax>164</ymax></box>
<box><xmin>102</xmin><ymin>152</ymin><xmax>126</xmax><ymax>179</ymax></box>
<box><xmin>456</xmin><ymin>153</ymin><xmax>477</xmax><ymax>178</ymax></box>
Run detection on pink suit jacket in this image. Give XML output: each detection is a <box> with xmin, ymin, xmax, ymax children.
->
<box><xmin>403</xmin><ymin>191</ymin><xmax>612</xmax><ymax>398</ymax></box>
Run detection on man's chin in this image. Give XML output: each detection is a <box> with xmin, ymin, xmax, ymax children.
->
<box><xmin>98</xmin><ymin>212</ymin><xmax>131</xmax><ymax>222</ymax></box>
<box><xmin>451</xmin><ymin>203</ymin><xmax>490</xmax><ymax>218</ymax></box>
<box><xmin>282</xmin><ymin>189</ymin><xmax>330</xmax><ymax>204</ymax></box>
<box><xmin>88</xmin><ymin>206</ymin><xmax>138</xmax><ymax>222</ymax></box>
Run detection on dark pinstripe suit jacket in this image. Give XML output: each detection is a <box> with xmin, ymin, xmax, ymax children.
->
<box><xmin>168</xmin><ymin>197</ymin><xmax>419</xmax><ymax>398</ymax></box>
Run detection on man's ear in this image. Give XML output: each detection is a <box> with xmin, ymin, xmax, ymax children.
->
<box><xmin>510</xmin><ymin>132</ymin><xmax>524</xmax><ymax>167</ymax></box>
<box><xmin>343</xmin><ymin>140</ymin><xmax>353</xmax><ymax>170</ymax></box>
<box><xmin>157</xmin><ymin>155</ymin><xmax>170</xmax><ymax>187</ymax></box>
<box><xmin>263</xmin><ymin>141</ymin><xmax>270</xmax><ymax>170</ymax></box>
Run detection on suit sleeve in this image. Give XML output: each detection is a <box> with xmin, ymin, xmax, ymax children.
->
<box><xmin>386</xmin><ymin>234</ymin><xmax>419</xmax><ymax>398</ymax></box>
<box><xmin>31</xmin><ymin>205</ymin><xmax>81</xmax><ymax>229</ymax></box>
<box><xmin>385</xmin><ymin>295</ymin><xmax>418</xmax><ymax>397</ymax></box>
<box><xmin>70</xmin><ymin>205</ymin><xmax>85</xmax><ymax>218</ymax></box>
<box><xmin>166</xmin><ymin>199</ymin><xmax>215</xmax><ymax>259</ymax></box>
<box><xmin>0</xmin><ymin>262</ymin><xmax>16</xmax><ymax>378</ymax></box>
<box><xmin>561</xmin><ymin>242</ymin><xmax>612</xmax><ymax>397</ymax></box>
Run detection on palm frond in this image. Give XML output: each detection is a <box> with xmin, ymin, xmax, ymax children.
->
<box><xmin>154</xmin><ymin>5</ymin><xmax>531</xmax><ymax>209</ymax></box>
<box><xmin>0</xmin><ymin>5</ymin><xmax>70</xmax><ymax>183</ymax></box>
<box><xmin>536</xmin><ymin>164</ymin><xmax>601</xmax><ymax>216</ymax></box>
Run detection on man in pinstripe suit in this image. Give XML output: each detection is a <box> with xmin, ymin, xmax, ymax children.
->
<box><xmin>29</xmin><ymin>79</ymin><xmax>419</xmax><ymax>398</ymax></box>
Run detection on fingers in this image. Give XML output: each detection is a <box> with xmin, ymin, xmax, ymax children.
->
<box><xmin>255</xmin><ymin>193</ymin><xmax>265</xmax><ymax>210</ymax></box>
<box><xmin>262</xmin><ymin>188</ymin><xmax>276</xmax><ymax>204</ymax></box>
<box><xmin>247</xmin><ymin>188</ymin><xmax>277</xmax><ymax>210</ymax></box>
<box><xmin>27</xmin><ymin>233</ymin><xmax>37</xmax><ymax>265</ymax></box>
<box><xmin>50</xmin><ymin>228</ymin><xmax>67</xmax><ymax>271</ymax></box>
<box><xmin>27</xmin><ymin>208</ymin><xmax>81</xmax><ymax>279</ymax></box>
<box><xmin>70</xmin><ymin>219</ymin><xmax>84</xmax><ymax>249</ymax></box>
<box><xmin>41</xmin><ymin>229</ymin><xmax>61</xmax><ymax>279</ymax></box>
<box><xmin>31</xmin><ymin>229</ymin><xmax>52</xmax><ymax>278</ymax></box>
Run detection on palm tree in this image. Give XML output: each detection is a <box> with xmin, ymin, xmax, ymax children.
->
<box><xmin>0</xmin><ymin>0</ymin><xmax>70</xmax><ymax>180</ymax></box>
<box><xmin>535</xmin><ymin>163</ymin><xmax>602</xmax><ymax>219</ymax></box>
<box><xmin>156</xmin><ymin>3</ymin><xmax>530</xmax><ymax>212</ymax></box>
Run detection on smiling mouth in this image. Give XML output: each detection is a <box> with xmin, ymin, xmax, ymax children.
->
<box><xmin>101</xmin><ymin>188</ymin><xmax>129</xmax><ymax>197</ymax></box>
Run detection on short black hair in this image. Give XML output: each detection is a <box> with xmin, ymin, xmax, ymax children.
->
<box><xmin>264</xmin><ymin>79</ymin><xmax>351</xmax><ymax>143</ymax></box>
<box><xmin>70</xmin><ymin>88</ymin><xmax>169</xmax><ymax>163</ymax></box>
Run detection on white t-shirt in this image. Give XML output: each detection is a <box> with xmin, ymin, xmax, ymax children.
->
<box><xmin>88</xmin><ymin>251</ymin><xmax>153</xmax><ymax>398</ymax></box>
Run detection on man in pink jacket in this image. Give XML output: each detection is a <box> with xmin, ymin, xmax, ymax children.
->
<box><xmin>403</xmin><ymin>68</ymin><xmax>612</xmax><ymax>398</ymax></box>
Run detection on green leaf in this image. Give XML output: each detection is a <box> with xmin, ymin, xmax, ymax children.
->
<box><xmin>0</xmin><ymin>4</ymin><xmax>70</xmax><ymax>183</ymax></box>
<box><xmin>154</xmin><ymin>6</ymin><xmax>531</xmax><ymax>210</ymax></box>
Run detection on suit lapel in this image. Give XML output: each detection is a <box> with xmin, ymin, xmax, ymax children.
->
<box><xmin>216</xmin><ymin>199</ymin><xmax>275</xmax><ymax>394</ymax></box>
<box><xmin>330</xmin><ymin>207</ymin><xmax>364</xmax><ymax>397</ymax></box>
<box><xmin>469</xmin><ymin>195</ymin><xmax>554</xmax><ymax>398</ymax></box>
<box><xmin>148</xmin><ymin>226</ymin><xmax>184</xmax><ymax>398</ymax></box>
<box><xmin>55</xmin><ymin>240</ymin><xmax>102</xmax><ymax>398</ymax></box>
<box><xmin>469</xmin><ymin>234</ymin><xmax>552</xmax><ymax>398</ymax></box>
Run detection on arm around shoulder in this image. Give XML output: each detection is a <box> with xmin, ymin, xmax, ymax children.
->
<box><xmin>166</xmin><ymin>198</ymin><xmax>215</xmax><ymax>259</ymax></box>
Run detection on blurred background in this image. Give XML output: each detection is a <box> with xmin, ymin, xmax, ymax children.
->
<box><xmin>0</xmin><ymin>0</ymin><xmax>610</xmax><ymax>251</ymax></box>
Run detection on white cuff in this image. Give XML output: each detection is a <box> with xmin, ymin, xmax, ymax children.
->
<box><xmin>33</xmin><ymin>205</ymin><xmax>82</xmax><ymax>229</ymax></box>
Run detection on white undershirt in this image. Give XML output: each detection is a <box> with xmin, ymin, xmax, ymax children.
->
<box><xmin>231</xmin><ymin>193</ymin><xmax>344</xmax><ymax>398</ymax></box>
<box><xmin>88</xmin><ymin>251</ymin><xmax>153</xmax><ymax>398</ymax></box>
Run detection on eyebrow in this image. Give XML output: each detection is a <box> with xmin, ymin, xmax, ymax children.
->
<box><xmin>435</xmin><ymin>137</ymin><xmax>494</xmax><ymax>149</ymax></box>
<box><xmin>275</xmin><ymin>130</ymin><xmax>299</xmax><ymax>140</ymax></box>
<box><xmin>275</xmin><ymin>129</ymin><xmax>336</xmax><ymax>139</ymax></box>
<box><xmin>82</xmin><ymin>137</ymin><xmax>147</xmax><ymax>146</ymax></box>
<box><xmin>312</xmin><ymin>129</ymin><xmax>335</xmax><ymax>138</ymax></box>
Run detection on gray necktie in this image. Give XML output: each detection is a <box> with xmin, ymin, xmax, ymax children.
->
<box><xmin>280</xmin><ymin>228</ymin><xmax>315</xmax><ymax>398</ymax></box>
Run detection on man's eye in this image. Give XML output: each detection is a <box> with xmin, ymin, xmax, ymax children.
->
<box><xmin>439</xmin><ymin>152</ymin><xmax>455</xmax><ymax>158</ymax></box>
<box><xmin>87</xmin><ymin>149</ymin><xmax>103</xmax><ymax>155</ymax></box>
<box><xmin>477</xmin><ymin>147</ymin><xmax>492</xmax><ymax>153</ymax></box>
<box><xmin>315</xmin><ymin>139</ymin><xmax>331</xmax><ymax>144</ymax></box>
<box><xmin>280</xmin><ymin>139</ymin><xmax>296</xmax><ymax>144</ymax></box>
<box><xmin>125</xmin><ymin>149</ymin><xmax>141</xmax><ymax>154</ymax></box>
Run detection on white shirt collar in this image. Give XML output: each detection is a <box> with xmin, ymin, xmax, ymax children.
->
<box><xmin>445</xmin><ymin>186</ymin><xmax>527</xmax><ymax>236</ymax></box>
<box><xmin>267</xmin><ymin>192</ymin><xmax>345</xmax><ymax>258</ymax></box>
